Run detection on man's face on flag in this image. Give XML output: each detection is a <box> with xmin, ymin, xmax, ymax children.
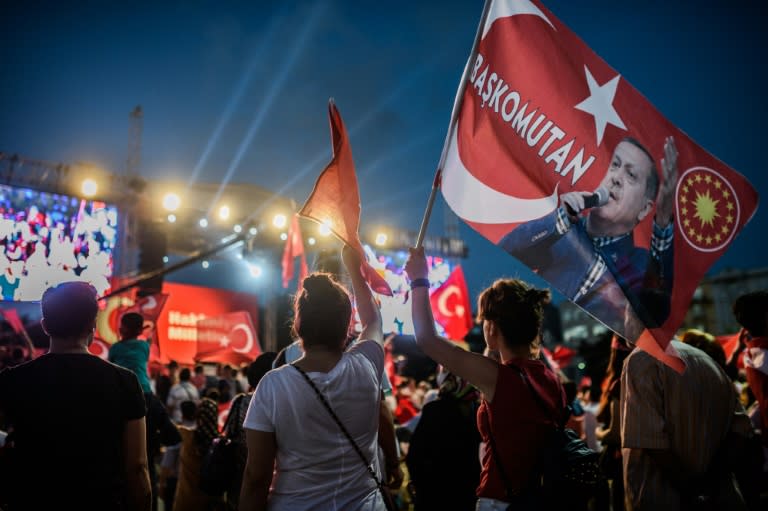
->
<box><xmin>591</xmin><ymin>141</ymin><xmax>655</xmax><ymax>234</ymax></box>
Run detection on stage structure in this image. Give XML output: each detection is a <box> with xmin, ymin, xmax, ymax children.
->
<box><xmin>0</xmin><ymin>150</ymin><xmax>469</xmax><ymax>351</ymax></box>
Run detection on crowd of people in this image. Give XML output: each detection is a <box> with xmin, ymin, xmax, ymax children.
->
<box><xmin>0</xmin><ymin>185</ymin><xmax>116</xmax><ymax>301</ymax></box>
<box><xmin>0</xmin><ymin>245</ymin><xmax>766</xmax><ymax>510</ymax></box>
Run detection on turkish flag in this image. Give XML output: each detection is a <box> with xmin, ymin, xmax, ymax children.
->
<box><xmin>430</xmin><ymin>266</ymin><xmax>473</xmax><ymax>341</ymax></box>
<box><xmin>123</xmin><ymin>293</ymin><xmax>169</xmax><ymax>323</ymax></box>
<box><xmin>195</xmin><ymin>311</ymin><xmax>261</xmax><ymax>365</ymax></box>
<box><xmin>282</xmin><ymin>214</ymin><xmax>308</xmax><ymax>289</ymax></box>
<box><xmin>299</xmin><ymin>100</ymin><xmax>392</xmax><ymax>296</ymax></box>
<box><xmin>114</xmin><ymin>293</ymin><xmax>169</xmax><ymax>356</ymax></box>
<box><xmin>716</xmin><ymin>333</ymin><xmax>743</xmax><ymax>367</ymax></box>
<box><xmin>551</xmin><ymin>345</ymin><xmax>576</xmax><ymax>368</ymax></box>
<box><xmin>440</xmin><ymin>0</ymin><xmax>759</xmax><ymax>371</ymax></box>
<box><xmin>541</xmin><ymin>347</ymin><xmax>560</xmax><ymax>372</ymax></box>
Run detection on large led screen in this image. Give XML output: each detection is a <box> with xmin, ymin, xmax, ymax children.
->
<box><xmin>0</xmin><ymin>184</ymin><xmax>118</xmax><ymax>301</ymax></box>
<box><xmin>357</xmin><ymin>245</ymin><xmax>454</xmax><ymax>336</ymax></box>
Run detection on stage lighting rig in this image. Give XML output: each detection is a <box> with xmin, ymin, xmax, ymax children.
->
<box><xmin>162</xmin><ymin>192</ymin><xmax>181</xmax><ymax>212</ymax></box>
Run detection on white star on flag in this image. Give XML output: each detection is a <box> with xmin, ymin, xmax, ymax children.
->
<box><xmin>574</xmin><ymin>65</ymin><xmax>626</xmax><ymax>146</ymax></box>
<box><xmin>220</xmin><ymin>336</ymin><xmax>230</xmax><ymax>347</ymax></box>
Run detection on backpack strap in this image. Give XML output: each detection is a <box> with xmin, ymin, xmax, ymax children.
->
<box><xmin>510</xmin><ymin>364</ymin><xmax>568</xmax><ymax>429</ymax></box>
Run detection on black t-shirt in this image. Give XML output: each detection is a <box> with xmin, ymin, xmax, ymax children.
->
<box><xmin>0</xmin><ymin>353</ymin><xmax>146</xmax><ymax>510</ymax></box>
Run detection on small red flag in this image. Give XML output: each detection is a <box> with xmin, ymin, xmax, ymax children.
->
<box><xmin>119</xmin><ymin>293</ymin><xmax>169</xmax><ymax>349</ymax></box>
<box><xmin>716</xmin><ymin>333</ymin><xmax>742</xmax><ymax>366</ymax></box>
<box><xmin>429</xmin><ymin>265</ymin><xmax>473</xmax><ymax>341</ymax></box>
<box><xmin>124</xmin><ymin>293</ymin><xmax>169</xmax><ymax>323</ymax></box>
<box><xmin>551</xmin><ymin>345</ymin><xmax>576</xmax><ymax>368</ymax></box>
<box><xmin>196</xmin><ymin>311</ymin><xmax>261</xmax><ymax>365</ymax></box>
<box><xmin>281</xmin><ymin>214</ymin><xmax>309</xmax><ymax>289</ymax></box>
<box><xmin>299</xmin><ymin>100</ymin><xmax>393</xmax><ymax>296</ymax></box>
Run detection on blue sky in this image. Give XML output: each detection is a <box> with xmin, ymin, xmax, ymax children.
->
<box><xmin>2</xmin><ymin>0</ymin><xmax>766</xmax><ymax>300</ymax></box>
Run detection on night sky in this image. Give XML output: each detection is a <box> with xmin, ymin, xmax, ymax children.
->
<box><xmin>2</xmin><ymin>0</ymin><xmax>766</xmax><ymax>300</ymax></box>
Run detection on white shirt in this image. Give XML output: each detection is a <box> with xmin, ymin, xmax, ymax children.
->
<box><xmin>281</xmin><ymin>339</ymin><xmax>394</xmax><ymax>396</ymax></box>
<box><xmin>245</xmin><ymin>339</ymin><xmax>385</xmax><ymax>511</ymax></box>
<box><xmin>166</xmin><ymin>381</ymin><xmax>200</xmax><ymax>423</ymax></box>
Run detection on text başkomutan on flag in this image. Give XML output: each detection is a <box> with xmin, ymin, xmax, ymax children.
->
<box><xmin>299</xmin><ymin>100</ymin><xmax>393</xmax><ymax>296</ymax></box>
<box><xmin>439</xmin><ymin>0</ymin><xmax>759</xmax><ymax>371</ymax></box>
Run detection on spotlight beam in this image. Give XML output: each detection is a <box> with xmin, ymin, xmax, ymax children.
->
<box><xmin>207</xmin><ymin>2</ymin><xmax>323</xmax><ymax>218</ymax></box>
<box><xmin>245</xmin><ymin>61</ymin><xmax>440</xmax><ymax>225</ymax></box>
<box><xmin>185</xmin><ymin>17</ymin><xmax>283</xmax><ymax>190</ymax></box>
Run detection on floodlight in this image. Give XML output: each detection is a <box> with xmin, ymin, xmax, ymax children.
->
<box><xmin>162</xmin><ymin>193</ymin><xmax>181</xmax><ymax>212</ymax></box>
<box><xmin>81</xmin><ymin>179</ymin><xmax>98</xmax><ymax>198</ymax></box>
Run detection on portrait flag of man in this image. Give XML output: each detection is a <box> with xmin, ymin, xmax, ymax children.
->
<box><xmin>429</xmin><ymin>265</ymin><xmax>474</xmax><ymax>341</ymax></box>
<box><xmin>299</xmin><ymin>99</ymin><xmax>393</xmax><ymax>296</ymax></box>
<box><xmin>437</xmin><ymin>0</ymin><xmax>759</xmax><ymax>371</ymax></box>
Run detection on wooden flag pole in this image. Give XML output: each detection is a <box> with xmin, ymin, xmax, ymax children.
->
<box><xmin>415</xmin><ymin>0</ymin><xmax>492</xmax><ymax>248</ymax></box>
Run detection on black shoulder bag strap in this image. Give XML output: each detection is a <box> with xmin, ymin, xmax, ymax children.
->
<box><xmin>291</xmin><ymin>364</ymin><xmax>395</xmax><ymax>511</ymax></box>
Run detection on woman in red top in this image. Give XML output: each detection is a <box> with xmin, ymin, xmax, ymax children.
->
<box><xmin>406</xmin><ymin>248</ymin><xmax>566</xmax><ymax>510</ymax></box>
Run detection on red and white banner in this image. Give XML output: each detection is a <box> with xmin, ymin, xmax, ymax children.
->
<box><xmin>716</xmin><ymin>332</ymin><xmax>744</xmax><ymax>369</ymax></box>
<box><xmin>96</xmin><ymin>283</ymin><xmax>259</xmax><ymax>364</ymax></box>
<box><xmin>94</xmin><ymin>292</ymin><xmax>168</xmax><ymax>363</ymax></box>
<box><xmin>154</xmin><ymin>283</ymin><xmax>260</xmax><ymax>365</ymax></box>
<box><xmin>124</xmin><ymin>293</ymin><xmax>170</xmax><ymax>323</ymax></box>
<box><xmin>429</xmin><ymin>265</ymin><xmax>473</xmax><ymax>341</ymax></box>
<box><xmin>88</xmin><ymin>338</ymin><xmax>111</xmax><ymax>360</ymax></box>
<box><xmin>196</xmin><ymin>311</ymin><xmax>261</xmax><ymax>365</ymax></box>
<box><xmin>440</xmin><ymin>0</ymin><xmax>759</xmax><ymax>371</ymax></box>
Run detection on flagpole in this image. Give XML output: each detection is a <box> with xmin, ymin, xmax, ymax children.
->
<box><xmin>100</xmin><ymin>233</ymin><xmax>246</xmax><ymax>300</ymax></box>
<box><xmin>416</xmin><ymin>0</ymin><xmax>493</xmax><ymax>248</ymax></box>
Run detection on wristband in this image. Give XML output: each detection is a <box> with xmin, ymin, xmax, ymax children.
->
<box><xmin>410</xmin><ymin>278</ymin><xmax>430</xmax><ymax>289</ymax></box>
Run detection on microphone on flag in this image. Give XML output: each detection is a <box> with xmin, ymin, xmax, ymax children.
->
<box><xmin>564</xmin><ymin>187</ymin><xmax>609</xmax><ymax>217</ymax></box>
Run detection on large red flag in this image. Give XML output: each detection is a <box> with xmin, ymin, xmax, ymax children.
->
<box><xmin>118</xmin><ymin>293</ymin><xmax>169</xmax><ymax>356</ymax></box>
<box><xmin>195</xmin><ymin>311</ymin><xmax>261</xmax><ymax>365</ymax></box>
<box><xmin>282</xmin><ymin>214</ymin><xmax>308</xmax><ymax>289</ymax></box>
<box><xmin>429</xmin><ymin>265</ymin><xmax>473</xmax><ymax>341</ymax></box>
<box><xmin>439</xmin><ymin>0</ymin><xmax>759</xmax><ymax>371</ymax></box>
<box><xmin>299</xmin><ymin>100</ymin><xmax>393</xmax><ymax>296</ymax></box>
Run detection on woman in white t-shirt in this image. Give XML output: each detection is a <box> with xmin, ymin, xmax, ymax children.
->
<box><xmin>240</xmin><ymin>246</ymin><xmax>386</xmax><ymax>510</ymax></box>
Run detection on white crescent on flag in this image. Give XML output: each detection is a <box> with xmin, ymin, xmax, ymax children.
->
<box><xmin>231</xmin><ymin>324</ymin><xmax>255</xmax><ymax>354</ymax></box>
<box><xmin>441</xmin><ymin>0</ymin><xmax>559</xmax><ymax>225</ymax></box>
<box><xmin>141</xmin><ymin>296</ymin><xmax>157</xmax><ymax>312</ymax></box>
<box><xmin>482</xmin><ymin>0</ymin><xmax>555</xmax><ymax>38</ymax></box>
<box><xmin>437</xmin><ymin>285</ymin><xmax>464</xmax><ymax>319</ymax></box>
<box><xmin>442</xmin><ymin>127</ymin><xmax>559</xmax><ymax>224</ymax></box>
